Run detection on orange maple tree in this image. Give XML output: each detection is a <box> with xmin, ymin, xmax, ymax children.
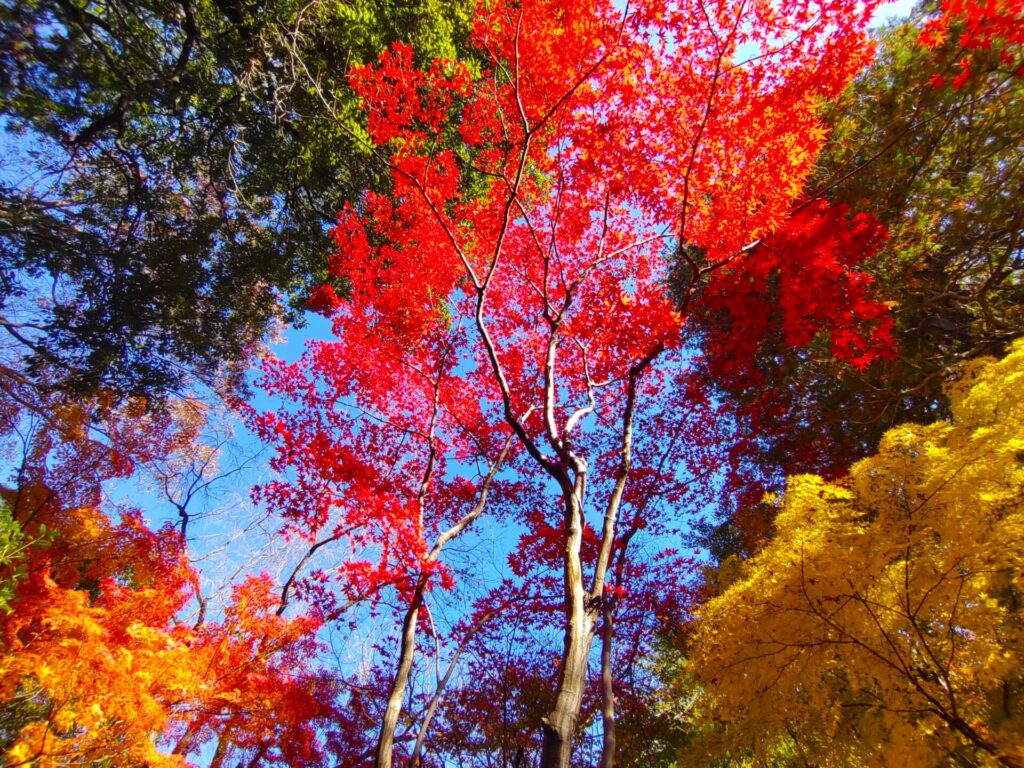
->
<box><xmin>0</xmin><ymin>384</ymin><xmax>331</xmax><ymax>767</ymax></box>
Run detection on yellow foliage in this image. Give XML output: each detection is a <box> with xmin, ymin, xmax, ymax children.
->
<box><xmin>687</xmin><ymin>341</ymin><xmax>1024</xmax><ymax>767</ymax></box>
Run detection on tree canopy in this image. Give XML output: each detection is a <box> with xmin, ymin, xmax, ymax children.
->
<box><xmin>0</xmin><ymin>0</ymin><xmax>1021</xmax><ymax>766</ymax></box>
<box><xmin>0</xmin><ymin>0</ymin><xmax>471</xmax><ymax>399</ymax></box>
<box><xmin>686</xmin><ymin>340</ymin><xmax>1024</xmax><ymax>768</ymax></box>
<box><xmin>689</xmin><ymin>0</ymin><xmax>1024</xmax><ymax>558</ymax></box>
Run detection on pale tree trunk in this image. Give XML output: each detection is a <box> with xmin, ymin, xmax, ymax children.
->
<box><xmin>376</xmin><ymin>434</ymin><xmax>515</xmax><ymax>768</ymax></box>
<box><xmin>376</xmin><ymin>581</ymin><xmax>426</xmax><ymax>768</ymax></box>
<box><xmin>410</xmin><ymin>607</ymin><xmax>503</xmax><ymax>766</ymax></box>
<box><xmin>539</xmin><ymin>358</ymin><xmax>649</xmax><ymax>768</ymax></box>
<box><xmin>540</xmin><ymin>490</ymin><xmax>597</xmax><ymax>768</ymax></box>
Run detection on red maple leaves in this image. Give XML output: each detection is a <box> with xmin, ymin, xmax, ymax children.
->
<box><xmin>258</xmin><ymin>0</ymin><xmax>896</xmax><ymax>764</ymax></box>
<box><xmin>922</xmin><ymin>0</ymin><xmax>1024</xmax><ymax>88</ymax></box>
<box><xmin>701</xmin><ymin>200</ymin><xmax>894</xmax><ymax>386</ymax></box>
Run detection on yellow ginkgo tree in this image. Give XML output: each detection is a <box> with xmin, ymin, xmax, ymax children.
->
<box><xmin>687</xmin><ymin>340</ymin><xmax>1024</xmax><ymax>767</ymax></box>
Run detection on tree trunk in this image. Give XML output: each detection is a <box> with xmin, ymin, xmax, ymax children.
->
<box><xmin>376</xmin><ymin>580</ymin><xmax>426</xmax><ymax>768</ymax></box>
<box><xmin>540</xmin><ymin>492</ymin><xmax>597</xmax><ymax>768</ymax></box>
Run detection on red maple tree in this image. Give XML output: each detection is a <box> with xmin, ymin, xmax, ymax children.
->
<box><xmin>254</xmin><ymin>1</ymin><xmax>896</xmax><ymax>765</ymax></box>
<box><xmin>921</xmin><ymin>0</ymin><xmax>1024</xmax><ymax>89</ymax></box>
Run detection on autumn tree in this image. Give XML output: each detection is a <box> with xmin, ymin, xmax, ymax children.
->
<box><xmin>686</xmin><ymin>0</ymin><xmax>1024</xmax><ymax>558</ymax></box>
<box><xmin>416</xmin><ymin>380</ymin><xmax>723</xmax><ymax>767</ymax></box>
<box><xmin>0</xmin><ymin>373</ymin><xmax>333</xmax><ymax>766</ymax></box>
<box><xmin>685</xmin><ymin>340</ymin><xmax>1024</xmax><ymax>768</ymax></box>
<box><xmin>427</xmin><ymin>521</ymin><xmax>706</xmax><ymax>767</ymax></box>
<box><xmin>254</xmin><ymin>0</ymin><xmax>895</xmax><ymax>766</ymax></box>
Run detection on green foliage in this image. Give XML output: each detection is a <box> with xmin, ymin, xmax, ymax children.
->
<box><xmin>815</xmin><ymin>5</ymin><xmax>1024</xmax><ymax>378</ymax></box>
<box><xmin>0</xmin><ymin>507</ymin><xmax>27</xmax><ymax>614</ymax></box>
<box><xmin>0</xmin><ymin>507</ymin><xmax>53</xmax><ymax>757</ymax></box>
<box><xmin>0</xmin><ymin>0</ymin><xmax>473</xmax><ymax>400</ymax></box>
<box><xmin>0</xmin><ymin>506</ymin><xmax>50</xmax><ymax>614</ymax></box>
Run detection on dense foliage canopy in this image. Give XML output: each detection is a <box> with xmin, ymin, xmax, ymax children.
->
<box><xmin>694</xmin><ymin>0</ymin><xmax>1024</xmax><ymax>558</ymax></box>
<box><xmin>0</xmin><ymin>0</ymin><xmax>1021</xmax><ymax>766</ymax></box>
<box><xmin>687</xmin><ymin>341</ymin><xmax>1024</xmax><ymax>768</ymax></box>
<box><xmin>0</xmin><ymin>0</ymin><xmax>470</xmax><ymax>398</ymax></box>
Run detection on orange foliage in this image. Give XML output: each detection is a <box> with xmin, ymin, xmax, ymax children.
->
<box><xmin>0</xmin><ymin>383</ymin><xmax>331</xmax><ymax>766</ymax></box>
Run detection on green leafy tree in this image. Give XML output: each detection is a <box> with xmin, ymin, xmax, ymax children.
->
<box><xmin>0</xmin><ymin>0</ymin><xmax>471</xmax><ymax>399</ymax></box>
<box><xmin>0</xmin><ymin>506</ymin><xmax>48</xmax><ymax>614</ymax></box>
